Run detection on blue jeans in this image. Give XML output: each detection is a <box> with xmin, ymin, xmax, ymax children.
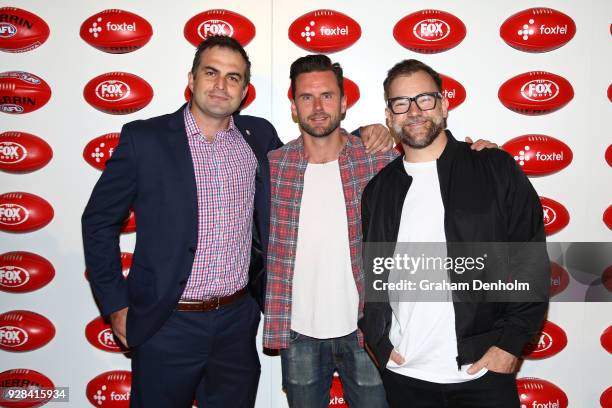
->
<box><xmin>280</xmin><ymin>330</ymin><xmax>388</xmax><ymax>408</ymax></box>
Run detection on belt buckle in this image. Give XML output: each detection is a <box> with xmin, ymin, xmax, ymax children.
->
<box><xmin>211</xmin><ymin>296</ymin><xmax>220</xmax><ymax>310</ymax></box>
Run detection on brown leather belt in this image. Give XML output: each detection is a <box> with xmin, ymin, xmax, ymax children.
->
<box><xmin>176</xmin><ymin>288</ymin><xmax>248</xmax><ymax>312</ymax></box>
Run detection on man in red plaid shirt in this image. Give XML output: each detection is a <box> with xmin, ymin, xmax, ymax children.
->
<box><xmin>263</xmin><ymin>54</ymin><xmax>395</xmax><ymax>408</ymax></box>
<box><xmin>263</xmin><ymin>55</ymin><xmax>497</xmax><ymax>408</ymax></box>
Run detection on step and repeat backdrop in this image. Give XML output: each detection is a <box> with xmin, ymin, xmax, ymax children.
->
<box><xmin>1</xmin><ymin>0</ymin><xmax>611</xmax><ymax>407</ymax></box>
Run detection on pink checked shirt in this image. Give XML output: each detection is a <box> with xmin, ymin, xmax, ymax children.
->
<box><xmin>181</xmin><ymin>106</ymin><xmax>257</xmax><ymax>299</ymax></box>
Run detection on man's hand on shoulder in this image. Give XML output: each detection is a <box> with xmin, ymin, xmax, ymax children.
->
<box><xmin>467</xmin><ymin>345</ymin><xmax>519</xmax><ymax>374</ymax></box>
<box><xmin>465</xmin><ymin>136</ymin><xmax>498</xmax><ymax>151</ymax></box>
<box><xmin>109</xmin><ymin>307</ymin><xmax>129</xmax><ymax>348</ymax></box>
<box><xmin>360</xmin><ymin>124</ymin><xmax>395</xmax><ymax>154</ymax></box>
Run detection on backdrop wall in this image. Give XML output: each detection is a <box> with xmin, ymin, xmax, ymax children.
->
<box><xmin>1</xmin><ymin>0</ymin><xmax>611</xmax><ymax>407</ymax></box>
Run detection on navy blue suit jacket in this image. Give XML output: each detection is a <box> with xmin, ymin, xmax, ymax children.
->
<box><xmin>82</xmin><ymin>104</ymin><xmax>283</xmax><ymax>347</ymax></box>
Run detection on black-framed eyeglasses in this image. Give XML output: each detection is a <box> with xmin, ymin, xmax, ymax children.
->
<box><xmin>386</xmin><ymin>92</ymin><xmax>442</xmax><ymax>114</ymax></box>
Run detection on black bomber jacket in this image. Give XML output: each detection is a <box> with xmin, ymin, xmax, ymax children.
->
<box><xmin>358</xmin><ymin>130</ymin><xmax>550</xmax><ymax>372</ymax></box>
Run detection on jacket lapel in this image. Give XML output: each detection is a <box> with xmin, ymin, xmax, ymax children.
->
<box><xmin>166</xmin><ymin>105</ymin><xmax>198</xmax><ymax>226</ymax></box>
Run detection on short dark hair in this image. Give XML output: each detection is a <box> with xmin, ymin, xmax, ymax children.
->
<box><xmin>383</xmin><ymin>59</ymin><xmax>442</xmax><ymax>100</ymax></box>
<box><xmin>290</xmin><ymin>54</ymin><xmax>344</xmax><ymax>99</ymax></box>
<box><xmin>191</xmin><ymin>35</ymin><xmax>251</xmax><ymax>88</ymax></box>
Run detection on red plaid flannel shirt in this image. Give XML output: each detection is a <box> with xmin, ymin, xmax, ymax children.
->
<box><xmin>263</xmin><ymin>131</ymin><xmax>398</xmax><ymax>349</ymax></box>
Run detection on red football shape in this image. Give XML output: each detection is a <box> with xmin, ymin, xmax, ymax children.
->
<box><xmin>83</xmin><ymin>133</ymin><xmax>120</xmax><ymax>170</ymax></box>
<box><xmin>517</xmin><ymin>377</ymin><xmax>568</xmax><ymax>408</ymax></box>
<box><xmin>0</xmin><ymin>192</ymin><xmax>54</xmax><ymax>233</ymax></box>
<box><xmin>604</xmin><ymin>205</ymin><xmax>612</xmax><ymax>230</ymax></box>
<box><xmin>549</xmin><ymin>261</ymin><xmax>570</xmax><ymax>297</ymax></box>
<box><xmin>602</xmin><ymin>386</ymin><xmax>612</xmax><ymax>408</ymax></box>
<box><xmin>500</xmin><ymin>8</ymin><xmax>576</xmax><ymax>53</ymax></box>
<box><xmin>440</xmin><ymin>73</ymin><xmax>466</xmax><ymax>110</ymax></box>
<box><xmin>85</xmin><ymin>252</ymin><xmax>132</xmax><ymax>281</ymax></box>
<box><xmin>85</xmin><ymin>316</ymin><xmax>124</xmax><ymax>352</ymax></box>
<box><xmin>0</xmin><ymin>310</ymin><xmax>55</xmax><ymax>352</ymax></box>
<box><xmin>502</xmin><ymin>134</ymin><xmax>572</xmax><ymax>176</ymax></box>
<box><xmin>608</xmin><ymin>84</ymin><xmax>611</xmax><ymax>104</ymax></box>
<box><xmin>84</xmin><ymin>72</ymin><xmax>153</xmax><ymax>115</ymax></box>
<box><xmin>393</xmin><ymin>10</ymin><xmax>466</xmax><ymax>53</ymax></box>
<box><xmin>86</xmin><ymin>370</ymin><xmax>131</xmax><ymax>407</ymax></box>
<box><xmin>499</xmin><ymin>71</ymin><xmax>573</xmax><ymax>115</ymax></box>
<box><xmin>523</xmin><ymin>320</ymin><xmax>567</xmax><ymax>359</ymax></box>
<box><xmin>540</xmin><ymin>196</ymin><xmax>569</xmax><ymax>236</ymax></box>
<box><xmin>0</xmin><ymin>7</ymin><xmax>49</xmax><ymax>53</ymax></box>
<box><xmin>287</xmin><ymin>76</ymin><xmax>360</xmax><ymax>109</ymax></box>
<box><xmin>606</xmin><ymin>144</ymin><xmax>612</xmax><ymax>167</ymax></box>
<box><xmin>121</xmin><ymin>210</ymin><xmax>136</xmax><ymax>234</ymax></box>
<box><xmin>602</xmin><ymin>326</ymin><xmax>612</xmax><ymax>354</ymax></box>
<box><xmin>0</xmin><ymin>251</ymin><xmax>54</xmax><ymax>293</ymax></box>
<box><xmin>80</xmin><ymin>9</ymin><xmax>153</xmax><ymax>54</ymax></box>
<box><xmin>185</xmin><ymin>83</ymin><xmax>256</xmax><ymax>111</ymax></box>
<box><xmin>603</xmin><ymin>265</ymin><xmax>612</xmax><ymax>292</ymax></box>
<box><xmin>0</xmin><ymin>368</ymin><xmax>54</xmax><ymax>407</ymax></box>
<box><xmin>0</xmin><ymin>131</ymin><xmax>52</xmax><ymax>173</ymax></box>
<box><xmin>288</xmin><ymin>9</ymin><xmax>361</xmax><ymax>53</ymax></box>
<box><xmin>329</xmin><ymin>373</ymin><xmax>348</xmax><ymax>407</ymax></box>
<box><xmin>184</xmin><ymin>9</ymin><xmax>255</xmax><ymax>47</ymax></box>
<box><xmin>0</xmin><ymin>71</ymin><xmax>51</xmax><ymax>114</ymax></box>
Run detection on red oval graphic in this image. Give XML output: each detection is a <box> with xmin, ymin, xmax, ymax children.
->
<box><xmin>502</xmin><ymin>134</ymin><xmax>572</xmax><ymax>176</ymax></box>
<box><xmin>539</xmin><ymin>196</ymin><xmax>570</xmax><ymax>235</ymax></box>
<box><xmin>80</xmin><ymin>9</ymin><xmax>153</xmax><ymax>54</ymax></box>
<box><xmin>500</xmin><ymin>8</ymin><xmax>576</xmax><ymax>53</ymax></box>
<box><xmin>184</xmin><ymin>9</ymin><xmax>255</xmax><ymax>47</ymax></box>
<box><xmin>498</xmin><ymin>71</ymin><xmax>573</xmax><ymax>115</ymax></box>
<box><xmin>84</xmin><ymin>72</ymin><xmax>153</xmax><ymax>115</ymax></box>
<box><xmin>522</xmin><ymin>320</ymin><xmax>567</xmax><ymax>359</ymax></box>
<box><xmin>393</xmin><ymin>10</ymin><xmax>466</xmax><ymax>53</ymax></box>
<box><xmin>288</xmin><ymin>9</ymin><xmax>361</xmax><ymax>53</ymax></box>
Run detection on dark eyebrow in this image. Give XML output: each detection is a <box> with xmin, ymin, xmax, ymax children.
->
<box><xmin>203</xmin><ymin>65</ymin><xmax>243</xmax><ymax>80</ymax></box>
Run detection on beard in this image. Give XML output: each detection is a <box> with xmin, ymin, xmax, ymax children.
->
<box><xmin>393</xmin><ymin>115</ymin><xmax>445</xmax><ymax>149</ymax></box>
<box><xmin>298</xmin><ymin>112</ymin><xmax>341</xmax><ymax>138</ymax></box>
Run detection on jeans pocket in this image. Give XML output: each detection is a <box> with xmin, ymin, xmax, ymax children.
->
<box><xmin>289</xmin><ymin>330</ymin><xmax>302</xmax><ymax>342</ymax></box>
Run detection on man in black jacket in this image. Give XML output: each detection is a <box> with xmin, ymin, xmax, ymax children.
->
<box><xmin>358</xmin><ymin>59</ymin><xmax>549</xmax><ymax>408</ymax></box>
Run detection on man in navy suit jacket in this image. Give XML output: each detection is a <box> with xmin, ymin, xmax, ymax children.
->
<box><xmin>82</xmin><ymin>35</ymin><xmax>283</xmax><ymax>408</ymax></box>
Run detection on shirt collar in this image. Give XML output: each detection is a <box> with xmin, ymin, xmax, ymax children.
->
<box><xmin>183</xmin><ymin>103</ymin><xmax>240</xmax><ymax>141</ymax></box>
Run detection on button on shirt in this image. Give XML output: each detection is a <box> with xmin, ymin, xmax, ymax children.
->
<box><xmin>181</xmin><ymin>106</ymin><xmax>257</xmax><ymax>299</ymax></box>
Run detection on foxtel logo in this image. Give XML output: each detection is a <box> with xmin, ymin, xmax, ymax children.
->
<box><xmin>0</xmin><ymin>205</ymin><xmax>29</xmax><ymax>225</ymax></box>
<box><xmin>110</xmin><ymin>391</ymin><xmax>130</xmax><ymax>401</ymax></box>
<box><xmin>521</xmin><ymin>80</ymin><xmax>559</xmax><ymax>102</ymax></box>
<box><xmin>413</xmin><ymin>19</ymin><xmax>450</xmax><ymax>41</ymax></box>
<box><xmin>95</xmin><ymin>80</ymin><xmax>131</xmax><ymax>102</ymax></box>
<box><xmin>0</xmin><ymin>266</ymin><xmax>29</xmax><ymax>287</ymax></box>
<box><xmin>0</xmin><ymin>326</ymin><xmax>28</xmax><ymax>347</ymax></box>
<box><xmin>198</xmin><ymin>20</ymin><xmax>234</xmax><ymax>38</ymax></box>
<box><xmin>106</xmin><ymin>22</ymin><xmax>138</xmax><ymax>32</ymax></box>
<box><xmin>0</xmin><ymin>142</ymin><xmax>26</xmax><ymax>164</ymax></box>
<box><xmin>528</xmin><ymin>401</ymin><xmax>562</xmax><ymax>408</ymax></box>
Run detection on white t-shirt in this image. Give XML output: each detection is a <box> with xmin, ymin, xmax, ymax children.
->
<box><xmin>386</xmin><ymin>159</ymin><xmax>487</xmax><ymax>383</ymax></box>
<box><xmin>290</xmin><ymin>160</ymin><xmax>359</xmax><ymax>339</ymax></box>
